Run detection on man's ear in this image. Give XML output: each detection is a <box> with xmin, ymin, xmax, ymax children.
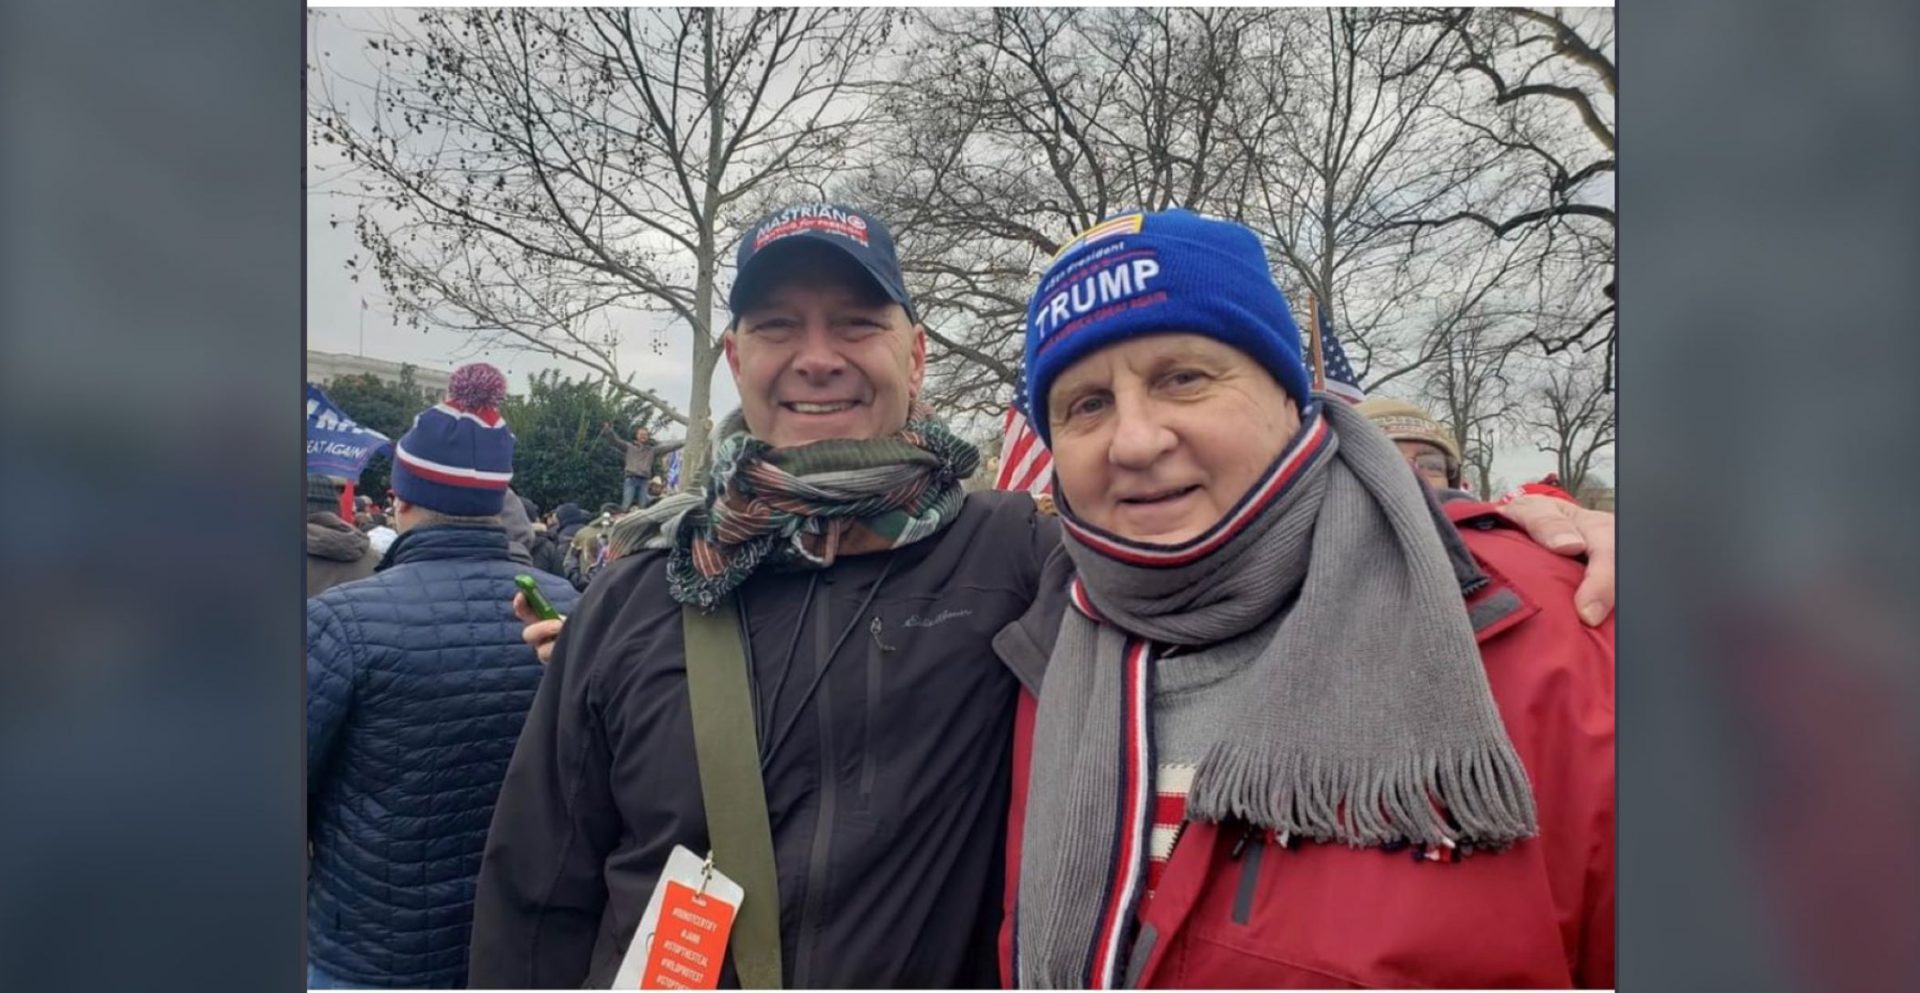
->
<box><xmin>908</xmin><ymin>324</ymin><xmax>928</xmax><ymax>399</ymax></box>
<box><xmin>722</xmin><ymin>326</ymin><xmax>742</xmax><ymax>380</ymax></box>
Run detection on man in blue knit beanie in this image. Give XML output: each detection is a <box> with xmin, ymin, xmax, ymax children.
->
<box><xmin>304</xmin><ymin>364</ymin><xmax>578</xmax><ymax>989</ymax></box>
<box><xmin>1022</xmin><ymin>208</ymin><xmax>1312</xmax><ymax>443</ymax></box>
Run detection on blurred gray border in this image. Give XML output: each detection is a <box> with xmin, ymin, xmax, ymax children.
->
<box><xmin>1623</xmin><ymin>2</ymin><xmax>1919</xmax><ymax>992</ymax></box>
<box><xmin>1</xmin><ymin>2</ymin><xmax>305</xmax><ymax>991</ymax></box>
<box><xmin>4</xmin><ymin>2</ymin><xmax>1919</xmax><ymax>992</ymax></box>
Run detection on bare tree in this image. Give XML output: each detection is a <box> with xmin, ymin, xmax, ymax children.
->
<box><xmin>1522</xmin><ymin>349</ymin><xmax>1616</xmax><ymax>497</ymax></box>
<box><xmin>853</xmin><ymin>7</ymin><xmax>1274</xmax><ymax>416</ymax></box>
<box><xmin>1416</xmin><ymin>312</ymin><xmax>1530</xmax><ymax>498</ymax></box>
<box><xmin>1391</xmin><ymin>6</ymin><xmax>1616</xmax><ymax>358</ymax></box>
<box><xmin>308</xmin><ymin>5</ymin><xmax>1617</xmax><ymax>481</ymax></box>
<box><xmin>309</xmin><ymin>7</ymin><xmax>898</xmax><ymax>478</ymax></box>
<box><xmin>870</xmin><ymin>8</ymin><xmax>1527</xmax><ymax>408</ymax></box>
<box><xmin>1233</xmin><ymin>8</ymin><xmax>1505</xmax><ymax>385</ymax></box>
<box><xmin>855</xmin><ymin>6</ymin><xmax>1583</xmax><ymax>438</ymax></box>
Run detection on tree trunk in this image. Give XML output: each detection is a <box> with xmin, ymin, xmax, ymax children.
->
<box><xmin>1561</xmin><ymin>446</ymin><xmax>1590</xmax><ymax>500</ymax></box>
<box><xmin>682</xmin><ymin>6</ymin><xmax>725</xmax><ymax>491</ymax></box>
<box><xmin>683</xmin><ymin>330</ymin><xmax>721</xmax><ymax>487</ymax></box>
<box><xmin>683</xmin><ymin>217</ymin><xmax>719</xmax><ymax>487</ymax></box>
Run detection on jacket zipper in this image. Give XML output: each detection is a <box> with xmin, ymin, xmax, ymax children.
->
<box><xmin>1230</xmin><ymin>824</ymin><xmax>1265</xmax><ymax>926</ymax></box>
<box><xmin>861</xmin><ymin>617</ymin><xmax>892</xmax><ymax>802</ymax></box>
<box><xmin>791</xmin><ymin>588</ymin><xmax>838</xmax><ymax>989</ymax></box>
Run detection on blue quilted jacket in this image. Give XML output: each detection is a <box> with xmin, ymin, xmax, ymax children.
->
<box><xmin>306</xmin><ymin>524</ymin><xmax>578</xmax><ymax>988</ymax></box>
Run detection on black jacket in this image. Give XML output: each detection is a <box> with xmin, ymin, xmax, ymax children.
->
<box><xmin>470</xmin><ymin>492</ymin><xmax>1060</xmax><ymax>988</ymax></box>
<box><xmin>528</xmin><ymin>529</ymin><xmax>570</xmax><ymax>578</ymax></box>
<box><xmin>551</xmin><ymin>502</ymin><xmax>591</xmax><ymax>540</ymax></box>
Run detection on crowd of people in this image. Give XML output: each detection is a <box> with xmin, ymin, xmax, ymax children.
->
<box><xmin>305</xmin><ymin>203</ymin><xmax>1615</xmax><ymax>990</ymax></box>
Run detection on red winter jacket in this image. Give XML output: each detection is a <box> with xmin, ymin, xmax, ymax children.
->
<box><xmin>996</xmin><ymin>502</ymin><xmax>1615</xmax><ymax>989</ymax></box>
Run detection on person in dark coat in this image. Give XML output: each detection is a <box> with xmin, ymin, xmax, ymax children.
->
<box><xmin>471</xmin><ymin>205</ymin><xmax>1060</xmax><ymax>989</ymax></box>
<box><xmin>533</xmin><ymin>531</ymin><xmax>569</xmax><ymax>579</ymax></box>
<box><xmin>518</xmin><ymin>494</ymin><xmax>570</xmax><ymax>577</ymax></box>
<box><xmin>306</xmin><ymin>475</ymin><xmax>378</xmax><ymax>597</ymax></box>
<box><xmin>497</xmin><ymin>485</ymin><xmax>539</xmax><ymax>567</ymax></box>
<box><xmin>549</xmin><ymin>501</ymin><xmax>590</xmax><ymax>545</ymax></box>
<box><xmin>305</xmin><ymin>364</ymin><xmax>578</xmax><ymax>990</ymax></box>
<box><xmin>545</xmin><ymin>502</ymin><xmax>595</xmax><ymax>590</ymax></box>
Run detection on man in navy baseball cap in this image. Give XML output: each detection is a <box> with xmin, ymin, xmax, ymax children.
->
<box><xmin>728</xmin><ymin>202</ymin><xmax>918</xmax><ymax>323</ymax></box>
<box><xmin>716</xmin><ymin>202</ymin><xmax>928</xmax><ymax>448</ymax></box>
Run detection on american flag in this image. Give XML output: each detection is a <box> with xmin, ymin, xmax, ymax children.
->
<box><xmin>1313</xmin><ymin>301</ymin><xmax>1368</xmax><ymax>404</ymax></box>
<box><xmin>995</xmin><ymin>405</ymin><xmax>1054</xmax><ymax>495</ymax></box>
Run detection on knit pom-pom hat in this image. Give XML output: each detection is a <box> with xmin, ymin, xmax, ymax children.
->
<box><xmin>390</xmin><ymin>363</ymin><xmax>515</xmax><ymax>516</ymax></box>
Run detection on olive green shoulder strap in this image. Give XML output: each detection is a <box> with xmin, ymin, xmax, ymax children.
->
<box><xmin>681</xmin><ymin>598</ymin><xmax>783</xmax><ymax>989</ymax></box>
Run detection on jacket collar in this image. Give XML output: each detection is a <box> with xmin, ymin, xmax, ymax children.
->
<box><xmin>1430</xmin><ymin>489</ymin><xmax>1491</xmax><ymax>600</ymax></box>
<box><xmin>1442</xmin><ymin>500</ymin><xmax>1541</xmax><ymax>639</ymax></box>
<box><xmin>378</xmin><ymin>523</ymin><xmax>512</xmax><ymax>570</ymax></box>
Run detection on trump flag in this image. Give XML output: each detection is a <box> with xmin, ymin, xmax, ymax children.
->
<box><xmin>306</xmin><ymin>382</ymin><xmax>393</xmax><ymax>479</ymax></box>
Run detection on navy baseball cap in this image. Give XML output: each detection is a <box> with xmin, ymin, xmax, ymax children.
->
<box><xmin>729</xmin><ymin>203</ymin><xmax>917</xmax><ymax>323</ymax></box>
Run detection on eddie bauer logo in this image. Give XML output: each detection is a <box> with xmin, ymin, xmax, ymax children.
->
<box><xmin>904</xmin><ymin>608</ymin><xmax>974</xmax><ymax>629</ymax></box>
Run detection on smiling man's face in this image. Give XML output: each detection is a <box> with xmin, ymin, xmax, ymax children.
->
<box><xmin>724</xmin><ymin>247</ymin><xmax>926</xmax><ymax>448</ymax></box>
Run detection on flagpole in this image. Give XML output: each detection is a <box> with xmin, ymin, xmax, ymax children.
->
<box><xmin>1306</xmin><ymin>290</ymin><xmax>1327</xmax><ymax>393</ymax></box>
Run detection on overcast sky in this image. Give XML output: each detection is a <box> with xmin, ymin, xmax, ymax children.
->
<box><xmin>304</xmin><ymin>8</ymin><xmax>1601</xmax><ymax>494</ymax></box>
<box><xmin>304</xmin><ymin>9</ymin><xmax>741</xmax><ymax>421</ymax></box>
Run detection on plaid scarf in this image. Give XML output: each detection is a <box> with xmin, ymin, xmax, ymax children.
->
<box><xmin>667</xmin><ymin>407</ymin><xmax>979</xmax><ymax>611</ymax></box>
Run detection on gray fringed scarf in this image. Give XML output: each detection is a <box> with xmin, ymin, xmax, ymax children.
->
<box><xmin>1015</xmin><ymin>399</ymin><xmax>1537</xmax><ymax>989</ymax></box>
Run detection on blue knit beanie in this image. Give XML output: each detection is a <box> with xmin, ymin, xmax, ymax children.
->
<box><xmin>1021</xmin><ymin>209</ymin><xmax>1310</xmax><ymax>443</ymax></box>
<box><xmin>390</xmin><ymin>363</ymin><xmax>516</xmax><ymax>516</ymax></box>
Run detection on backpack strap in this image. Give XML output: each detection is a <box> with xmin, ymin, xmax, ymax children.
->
<box><xmin>682</xmin><ymin>598</ymin><xmax>784</xmax><ymax>989</ymax></box>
